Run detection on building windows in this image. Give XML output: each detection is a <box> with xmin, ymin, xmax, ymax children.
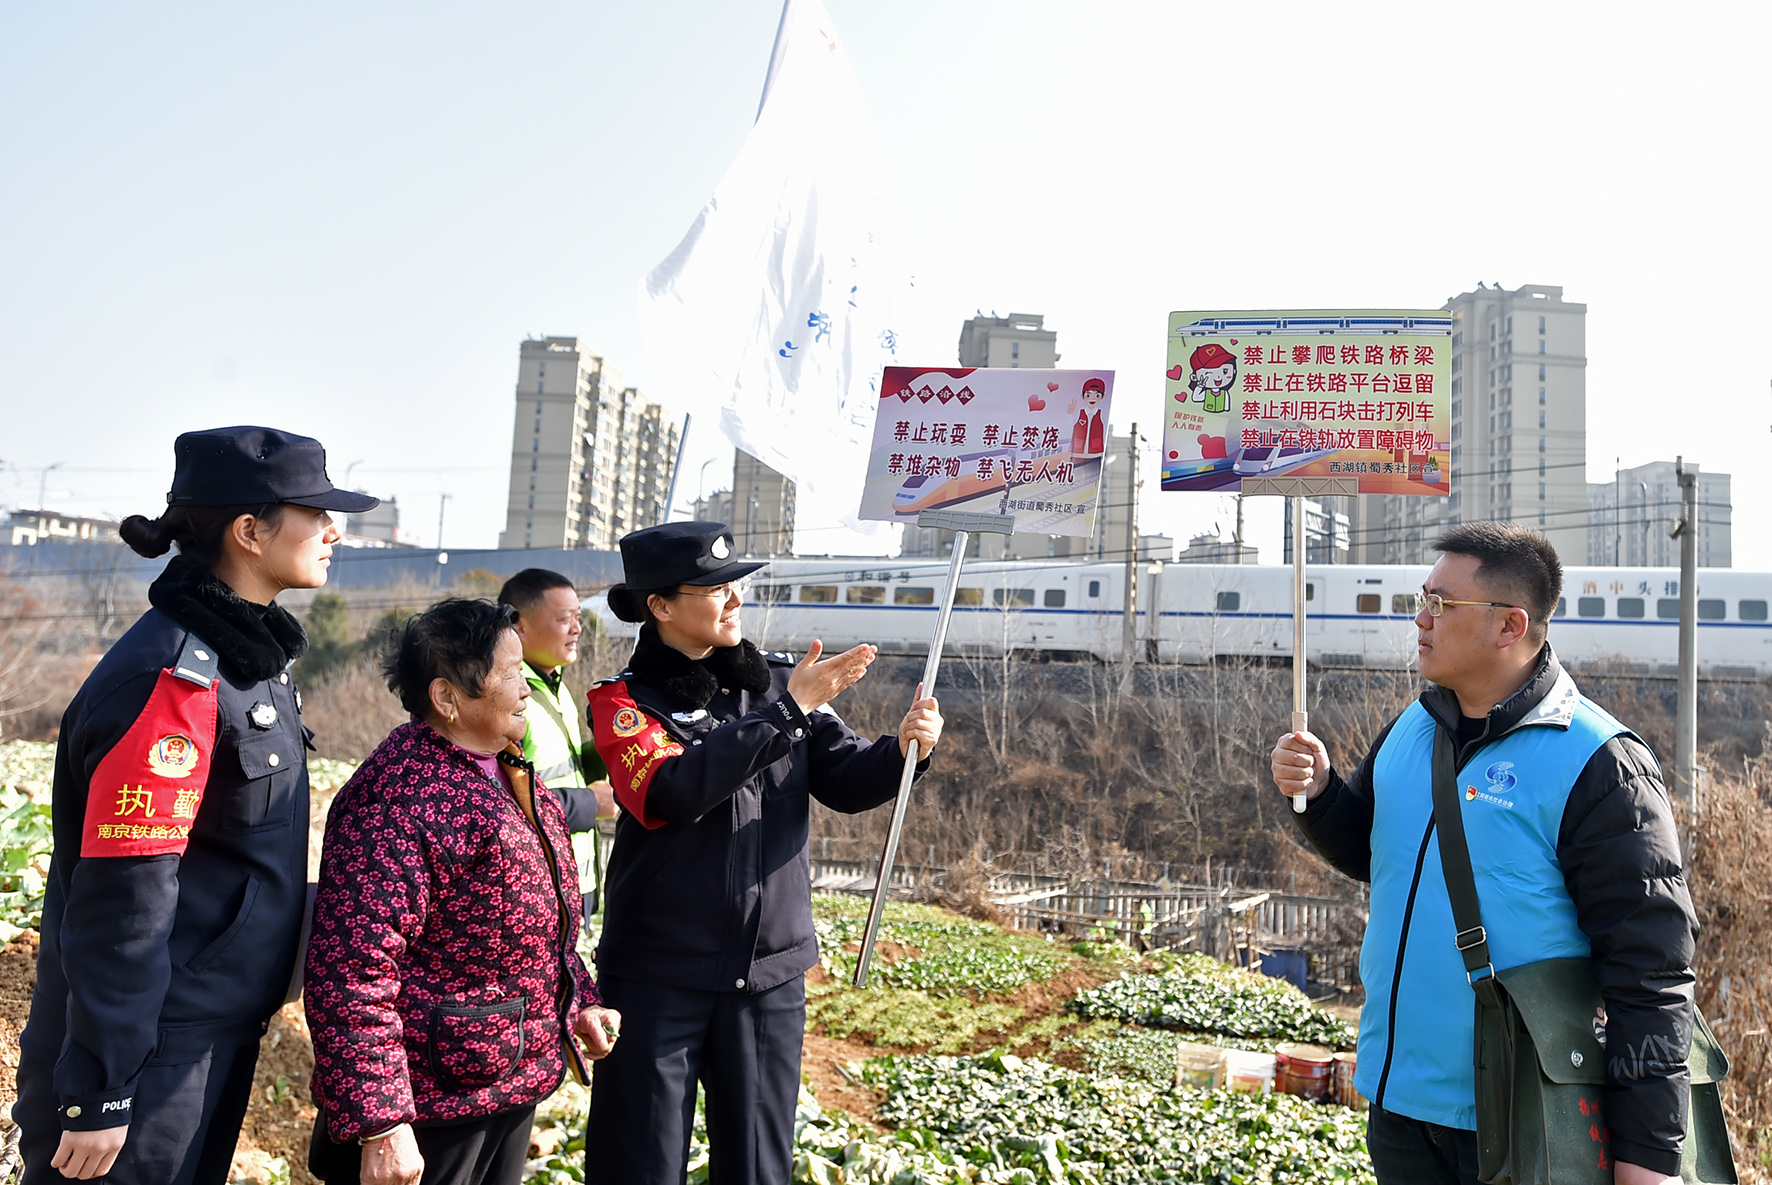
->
<box><xmin>1452</xmin><ymin>331</ymin><xmax>1463</xmax><ymax>347</ymax></box>
<box><xmin>1506</xmin><ymin>316</ymin><xmax>1513</xmax><ymax>335</ymax></box>
<box><xmin>1539</xmin><ymin>483</ymin><xmax>1546</xmax><ymax>500</ymax></box>
<box><xmin>1538</xmin><ymin>341</ymin><xmax>1546</xmax><ymax>355</ymax></box>
<box><xmin>1538</xmin><ymin>315</ymin><xmax>1546</xmax><ymax>334</ymax></box>
<box><xmin>1452</xmin><ymin>377</ymin><xmax>1463</xmax><ymax>396</ymax></box>
<box><xmin>1538</xmin><ymin>387</ymin><xmax>1546</xmax><ymax>404</ymax></box>
<box><xmin>1538</xmin><ymin>436</ymin><xmax>1546</xmax><ymax>452</ymax></box>
<box><xmin>1451</xmin><ymin>423</ymin><xmax>1461</xmax><ymax>441</ymax></box>
<box><xmin>1452</xmin><ymin>356</ymin><xmax>1462</xmax><ymax>375</ymax></box>
<box><xmin>1538</xmin><ymin>458</ymin><xmax>1545</xmax><ymax>476</ymax></box>
<box><xmin>1011</xmin><ymin>342</ymin><xmax>1019</xmax><ymax>359</ymax></box>
<box><xmin>1451</xmin><ymin>399</ymin><xmax>1462</xmax><ymax>419</ymax></box>
<box><xmin>1490</xmin><ymin>323</ymin><xmax>1497</xmax><ymax>341</ymax></box>
<box><xmin>1538</xmin><ymin>364</ymin><xmax>1546</xmax><ymax>380</ymax></box>
<box><xmin>1538</xmin><ymin>410</ymin><xmax>1545</xmax><ymax>428</ymax></box>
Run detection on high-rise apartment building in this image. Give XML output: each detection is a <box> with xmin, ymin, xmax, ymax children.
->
<box><xmin>499</xmin><ymin>337</ymin><xmax>681</xmax><ymax>551</ymax></box>
<box><xmin>1350</xmin><ymin>284</ymin><xmax>1588</xmax><ymax>564</ymax></box>
<box><xmin>731</xmin><ymin>450</ymin><xmax>796</xmax><ymax>556</ymax></box>
<box><xmin>1587</xmin><ymin>461</ymin><xmax>1732</xmax><ymax>568</ymax></box>
<box><xmin>1283</xmin><ymin>498</ymin><xmax>1351</xmax><ymax>564</ymax></box>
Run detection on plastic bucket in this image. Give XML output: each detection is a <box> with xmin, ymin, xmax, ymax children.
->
<box><xmin>1222</xmin><ymin>1048</ymin><xmax>1276</xmax><ymax>1094</ymax></box>
<box><xmin>1332</xmin><ymin>1052</ymin><xmax>1366</xmax><ymax>1111</ymax></box>
<box><xmin>1173</xmin><ymin>1042</ymin><xmax>1224</xmax><ymax>1090</ymax></box>
<box><xmin>1274</xmin><ymin>1042</ymin><xmax>1335</xmax><ymax>1101</ymax></box>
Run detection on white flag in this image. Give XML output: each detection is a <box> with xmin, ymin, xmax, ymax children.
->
<box><xmin>639</xmin><ymin>0</ymin><xmax>907</xmax><ymax>541</ymax></box>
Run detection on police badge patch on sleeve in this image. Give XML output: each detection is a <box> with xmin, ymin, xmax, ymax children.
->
<box><xmin>84</xmin><ymin>669</ymin><xmax>221</xmax><ymax>857</ymax></box>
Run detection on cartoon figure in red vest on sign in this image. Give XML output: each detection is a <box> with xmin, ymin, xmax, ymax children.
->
<box><xmin>1072</xmin><ymin>377</ymin><xmax>1108</xmax><ymax>457</ymax></box>
<box><xmin>1187</xmin><ymin>343</ymin><xmax>1237</xmax><ymax>413</ymax></box>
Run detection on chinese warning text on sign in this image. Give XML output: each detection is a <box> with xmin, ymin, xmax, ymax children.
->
<box><xmin>1162</xmin><ymin>310</ymin><xmax>1453</xmax><ymax>496</ymax></box>
<box><xmin>858</xmin><ymin>367</ymin><xmax>1115</xmax><ymax>537</ymax></box>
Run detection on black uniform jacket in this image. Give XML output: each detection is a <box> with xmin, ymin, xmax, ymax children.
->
<box><xmin>1296</xmin><ymin>643</ymin><xmax>1698</xmax><ymax>1176</ymax></box>
<box><xmin>585</xmin><ymin>626</ymin><xmax>921</xmax><ymax>994</ymax></box>
<box><xmin>21</xmin><ymin>559</ymin><xmax>311</xmax><ymax>1131</ymax></box>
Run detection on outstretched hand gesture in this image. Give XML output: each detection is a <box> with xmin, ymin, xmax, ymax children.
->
<box><xmin>785</xmin><ymin>640</ymin><xmax>877</xmax><ymax>714</ymax></box>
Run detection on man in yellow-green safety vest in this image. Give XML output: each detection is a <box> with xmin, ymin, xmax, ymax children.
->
<box><xmin>499</xmin><ymin>568</ymin><xmax>616</xmax><ymax>921</ymax></box>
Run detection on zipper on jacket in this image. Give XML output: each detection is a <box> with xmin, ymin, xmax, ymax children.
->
<box><xmin>1373</xmin><ymin>814</ymin><xmax>1438</xmax><ymax>1111</ymax></box>
<box><xmin>495</xmin><ymin>752</ymin><xmax>591</xmax><ymax>1085</ymax></box>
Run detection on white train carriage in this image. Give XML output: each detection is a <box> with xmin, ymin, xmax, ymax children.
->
<box><xmin>585</xmin><ymin>558</ymin><xmax>1772</xmax><ymax>679</ymax></box>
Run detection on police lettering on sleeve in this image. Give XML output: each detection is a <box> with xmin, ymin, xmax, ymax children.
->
<box><xmin>83</xmin><ymin>663</ymin><xmax>220</xmax><ymax>857</ymax></box>
<box><xmin>588</xmin><ymin>683</ymin><xmax>682</xmax><ymax>829</ymax></box>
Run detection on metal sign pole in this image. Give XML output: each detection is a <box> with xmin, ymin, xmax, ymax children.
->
<box><xmin>1290</xmin><ymin>496</ymin><xmax>1309</xmax><ymax>813</ymax></box>
<box><xmin>853</xmin><ymin>509</ymin><xmax>1012</xmax><ymax>988</ymax></box>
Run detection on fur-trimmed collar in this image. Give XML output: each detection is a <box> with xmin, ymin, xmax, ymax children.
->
<box><xmin>625</xmin><ymin>623</ymin><xmax>771</xmax><ymax>711</ymax></box>
<box><xmin>148</xmin><ymin>556</ymin><xmax>308</xmax><ymax>685</ymax></box>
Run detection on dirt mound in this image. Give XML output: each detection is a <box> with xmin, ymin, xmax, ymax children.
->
<box><xmin>0</xmin><ymin>932</ymin><xmax>38</xmax><ymax>1111</ymax></box>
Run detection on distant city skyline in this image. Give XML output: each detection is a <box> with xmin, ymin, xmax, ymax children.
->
<box><xmin>3</xmin><ymin>3</ymin><xmax>1769</xmax><ymax>564</ymax></box>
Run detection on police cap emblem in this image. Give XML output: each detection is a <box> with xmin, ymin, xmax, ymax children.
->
<box><xmin>710</xmin><ymin>535</ymin><xmax>731</xmax><ymax>559</ymax></box>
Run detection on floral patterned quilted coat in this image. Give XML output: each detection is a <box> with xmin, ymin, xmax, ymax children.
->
<box><xmin>305</xmin><ymin>720</ymin><xmax>600</xmax><ymax>1140</ymax></box>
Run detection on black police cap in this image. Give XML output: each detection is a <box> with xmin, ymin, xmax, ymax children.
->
<box><xmin>167</xmin><ymin>426</ymin><xmax>380</xmax><ymax>514</ymax></box>
<box><xmin>618</xmin><ymin>521</ymin><xmax>767</xmax><ymax>590</ymax></box>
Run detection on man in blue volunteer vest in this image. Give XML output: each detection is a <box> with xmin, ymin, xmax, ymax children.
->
<box><xmin>1271</xmin><ymin>522</ymin><xmax>1696</xmax><ymax>1185</ymax></box>
<box><xmin>498</xmin><ymin>569</ymin><xmax>615</xmax><ymax>920</ymax></box>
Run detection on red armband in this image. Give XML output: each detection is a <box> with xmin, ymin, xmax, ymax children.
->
<box><xmin>587</xmin><ymin>682</ymin><xmax>682</xmax><ymax>830</ymax></box>
<box><xmin>84</xmin><ymin>670</ymin><xmax>220</xmax><ymax>857</ymax></box>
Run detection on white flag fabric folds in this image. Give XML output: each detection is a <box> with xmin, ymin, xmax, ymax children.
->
<box><xmin>639</xmin><ymin>0</ymin><xmax>907</xmax><ymax>540</ymax></box>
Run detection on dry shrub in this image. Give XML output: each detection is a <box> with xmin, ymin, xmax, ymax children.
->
<box><xmin>298</xmin><ymin>658</ymin><xmax>408</xmax><ymax>762</ymax></box>
<box><xmin>917</xmin><ymin>846</ymin><xmax>1008</xmax><ymax>926</ymax></box>
<box><xmin>1686</xmin><ymin>741</ymin><xmax>1772</xmax><ymax>1179</ymax></box>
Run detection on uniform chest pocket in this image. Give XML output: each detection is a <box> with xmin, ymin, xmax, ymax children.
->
<box><xmin>428</xmin><ymin>997</ymin><xmax>527</xmax><ymax>1091</ymax></box>
<box><xmin>226</xmin><ymin>731</ymin><xmax>295</xmax><ymax>832</ymax></box>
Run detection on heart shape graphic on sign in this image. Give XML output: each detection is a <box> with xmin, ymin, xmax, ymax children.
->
<box><xmin>1047</xmin><ymin>382</ymin><xmax>1059</xmax><ymax>392</ymax></box>
<box><xmin>957</xmin><ymin>386</ymin><xmax>974</xmax><ymax>404</ymax></box>
<box><xmin>1166</xmin><ymin>365</ymin><xmax>1184</xmax><ymax>380</ymax></box>
<box><xmin>936</xmin><ymin>385</ymin><xmax>954</xmax><ymax>403</ymax></box>
<box><xmin>1028</xmin><ymin>394</ymin><xmax>1047</xmax><ymax>411</ymax></box>
<box><xmin>1229</xmin><ymin>339</ymin><xmax>1238</xmax><ymax>345</ymax></box>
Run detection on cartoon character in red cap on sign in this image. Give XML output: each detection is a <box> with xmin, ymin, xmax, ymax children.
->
<box><xmin>1071</xmin><ymin>377</ymin><xmax>1108</xmax><ymax>457</ymax></box>
<box><xmin>1187</xmin><ymin>343</ymin><xmax>1238</xmax><ymax>413</ymax></box>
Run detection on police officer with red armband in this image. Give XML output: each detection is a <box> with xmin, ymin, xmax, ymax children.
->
<box><xmin>582</xmin><ymin>523</ymin><xmax>943</xmax><ymax>1185</ymax></box>
<box><xmin>15</xmin><ymin>427</ymin><xmax>377</xmax><ymax>1185</ymax></box>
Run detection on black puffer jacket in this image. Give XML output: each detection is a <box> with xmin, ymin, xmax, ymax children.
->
<box><xmin>585</xmin><ymin>626</ymin><xmax>918</xmax><ymax>994</ymax></box>
<box><xmin>1298</xmin><ymin>643</ymin><xmax>1697</xmax><ymax>1176</ymax></box>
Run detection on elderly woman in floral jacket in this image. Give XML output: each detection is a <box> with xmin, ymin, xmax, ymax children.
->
<box><xmin>304</xmin><ymin>599</ymin><xmax>619</xmax><ymax>1185</ymax></box>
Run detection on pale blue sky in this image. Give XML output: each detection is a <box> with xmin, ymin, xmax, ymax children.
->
<box><xmin>4</xmin><ymin>2</ymin><xmax>1770</xmax><ymax>563</ymax></box>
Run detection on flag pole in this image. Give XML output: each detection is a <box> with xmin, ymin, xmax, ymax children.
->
<box><xmin>853</xmin><ymin>509</ymin><xmax>1012</xmax><ymax>988</ymax></box>
<box><xmin>660</xmin><ymin>413</ymin><xmax>692</xmax><ymax>525</ymax></box>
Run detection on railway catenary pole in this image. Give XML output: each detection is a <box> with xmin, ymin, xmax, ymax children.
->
<box><xmin>1674</xmin><ymin>458</ymin><xmax>1699</xmax><ymax>852</ymax></box>
<box><xmin>854</xmin><ymin>508</ymin><xmax>1013</xmax><ymax>988</ymax></box>
<box><xmin>1290</xmin><ymin>497</ymin><xmax>1309</xmax><ymax>814</ymax></box>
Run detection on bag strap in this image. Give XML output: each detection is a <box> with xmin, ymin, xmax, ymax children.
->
<box><xmin>1429</xmin><ymin>728</ymin><xmax>1502</xmax><ymax>1005</ymax></box>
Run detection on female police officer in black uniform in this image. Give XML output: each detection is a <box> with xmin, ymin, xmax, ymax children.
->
<box><xmin>582</xmin><ymin>522</ymin><xmax>943</xmax><ymax>1185</ymax></box>
<box><xmin>16</xmin><ymin>427</ymin><xmax>376</xmax><ymax>1185</ymax></box>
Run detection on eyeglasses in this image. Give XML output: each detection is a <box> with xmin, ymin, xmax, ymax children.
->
<box><xmin>678</xmin><ymin>576</ymin><xmax>752</xmax><ymax>601</ymax></box>
<box><xmin>1412</xmin><ymin>589</ymin><xmax>1524</xmax><ymax>619</ymax></box>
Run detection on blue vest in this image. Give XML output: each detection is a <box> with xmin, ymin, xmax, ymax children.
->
<box><xmin>1355</xmin><ymin>676</ymin><xmax>1629</xmax><ymax>1127</ymax></box>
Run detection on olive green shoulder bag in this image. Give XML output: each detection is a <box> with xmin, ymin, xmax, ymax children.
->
<box><xmin>1429</xmin><ymin>729</ymin><xmax>1737</xmax><ymax>1185</ymax></box>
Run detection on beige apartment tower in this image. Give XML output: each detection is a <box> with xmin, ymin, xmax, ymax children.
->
<box><xmin>1349</xmin><ymin>283</ymin><xmax>1588</xmax><ymax>564</ymax></box>
<box><xmin>499</xmin><ymin>337</ymin><xmax>680</xmax><ymax>551</ymax></box>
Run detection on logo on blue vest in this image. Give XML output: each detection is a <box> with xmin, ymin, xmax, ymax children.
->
<box><xmin>1464</xmin><ymin>761</ymin><xmax>1517</xmax><ymax>809</ymax></box>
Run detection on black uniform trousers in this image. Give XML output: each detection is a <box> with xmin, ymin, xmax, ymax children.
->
<box><xmin>308</xmin><ymin>1107</ymin><xmax>536</xmax><ymax>1185</ymax></box>
<box><xmin>17</xmin><ymin>1027</ymin><xmax>263</xmax><ymax>1185</ymax></box>
<box><xmin>584</xmin><ymin>973</ymin><xmax>805</xmax><ymax>1185</ymax></box>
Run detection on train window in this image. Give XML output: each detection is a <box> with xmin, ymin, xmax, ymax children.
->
<box><xmin>1087</xmin><ymin>580</ymin><xmax>1101</xmax><ymax>597</ymax></box>
<box><xmin>1657</xmin><ymin>598</ymin><xmax>1679</xmax><ymax>620</ymax></box>
<box><xmin>1740</xmin><ymin>600</ymin><xmax>1769</xmax><ymax>622</ymax></box>
<box><xmin>798</xmin><ymin>585</ymin><xmax>837</xmax><ymax>603</ymax></box>
<box><xmin>1356</xmin><ymin>594</ymin><xmax>1381</xmax><ymax>614</ymax></box>
<box><xmin>846</xmin><ymin>585</ymin><xmax>886</xmax><ymax>604</ymax></box>
<box><xmin>1043</xmin><ymin>589</ymin><xmax>1066</xmax><ymax>608</ymax></box>
<box><xmin>1578</xmin><ymin>597</ymin><xmax>1606</xmax><ymax>617</ymax></box>
<box><xmin>1305</xmin><ymin>583</ymin><xmax>1315</xmax><ymax>601</ymax></box>
<box><xmin>894</xmin><ymin>586</ymin><xmax>935</xmax><ymax>605</ymax></box>
<box><xmin>994</xmin><ymin>588</ymin><xmax>1035</xmax><ymax>608</ymax></box>
<box><xmin>1699</xmin><ymin>599</ymin><xmax>1726</xmax><ymax>621</ymax></box>
<box><xmin>1392</xmin><ymin>594</ymin><xmax>1414</xmax><ymax>614</ymax></box>
<box><xmin>955</xmin><ymin>587</ymin><xmax>984</xmax><ymax>606</ymax></box>
<box><xmin>1616</xmin><ymin>598</ymin><xmax>1644</xmax><ymax>619</ymax></box>
<box><xmin>753</xmin><ymin>583</ymin><xmax>791</xmax><ymax>603</ymax></box>
<box><xmin>1555</xmin><ymin>598</ymin><xmax>1567</xmax><ymax>618</ymax></box>
<box><xmin>1216</xmin><ymin>591</ymin><xmax>1240</xmax><ymax>612</ymax></box>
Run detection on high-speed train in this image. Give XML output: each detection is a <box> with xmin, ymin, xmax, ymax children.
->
<box><xmin>587</xmin><ymin>559</ymin><xmax>1772</xmax><ymax>679</ymax></box>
